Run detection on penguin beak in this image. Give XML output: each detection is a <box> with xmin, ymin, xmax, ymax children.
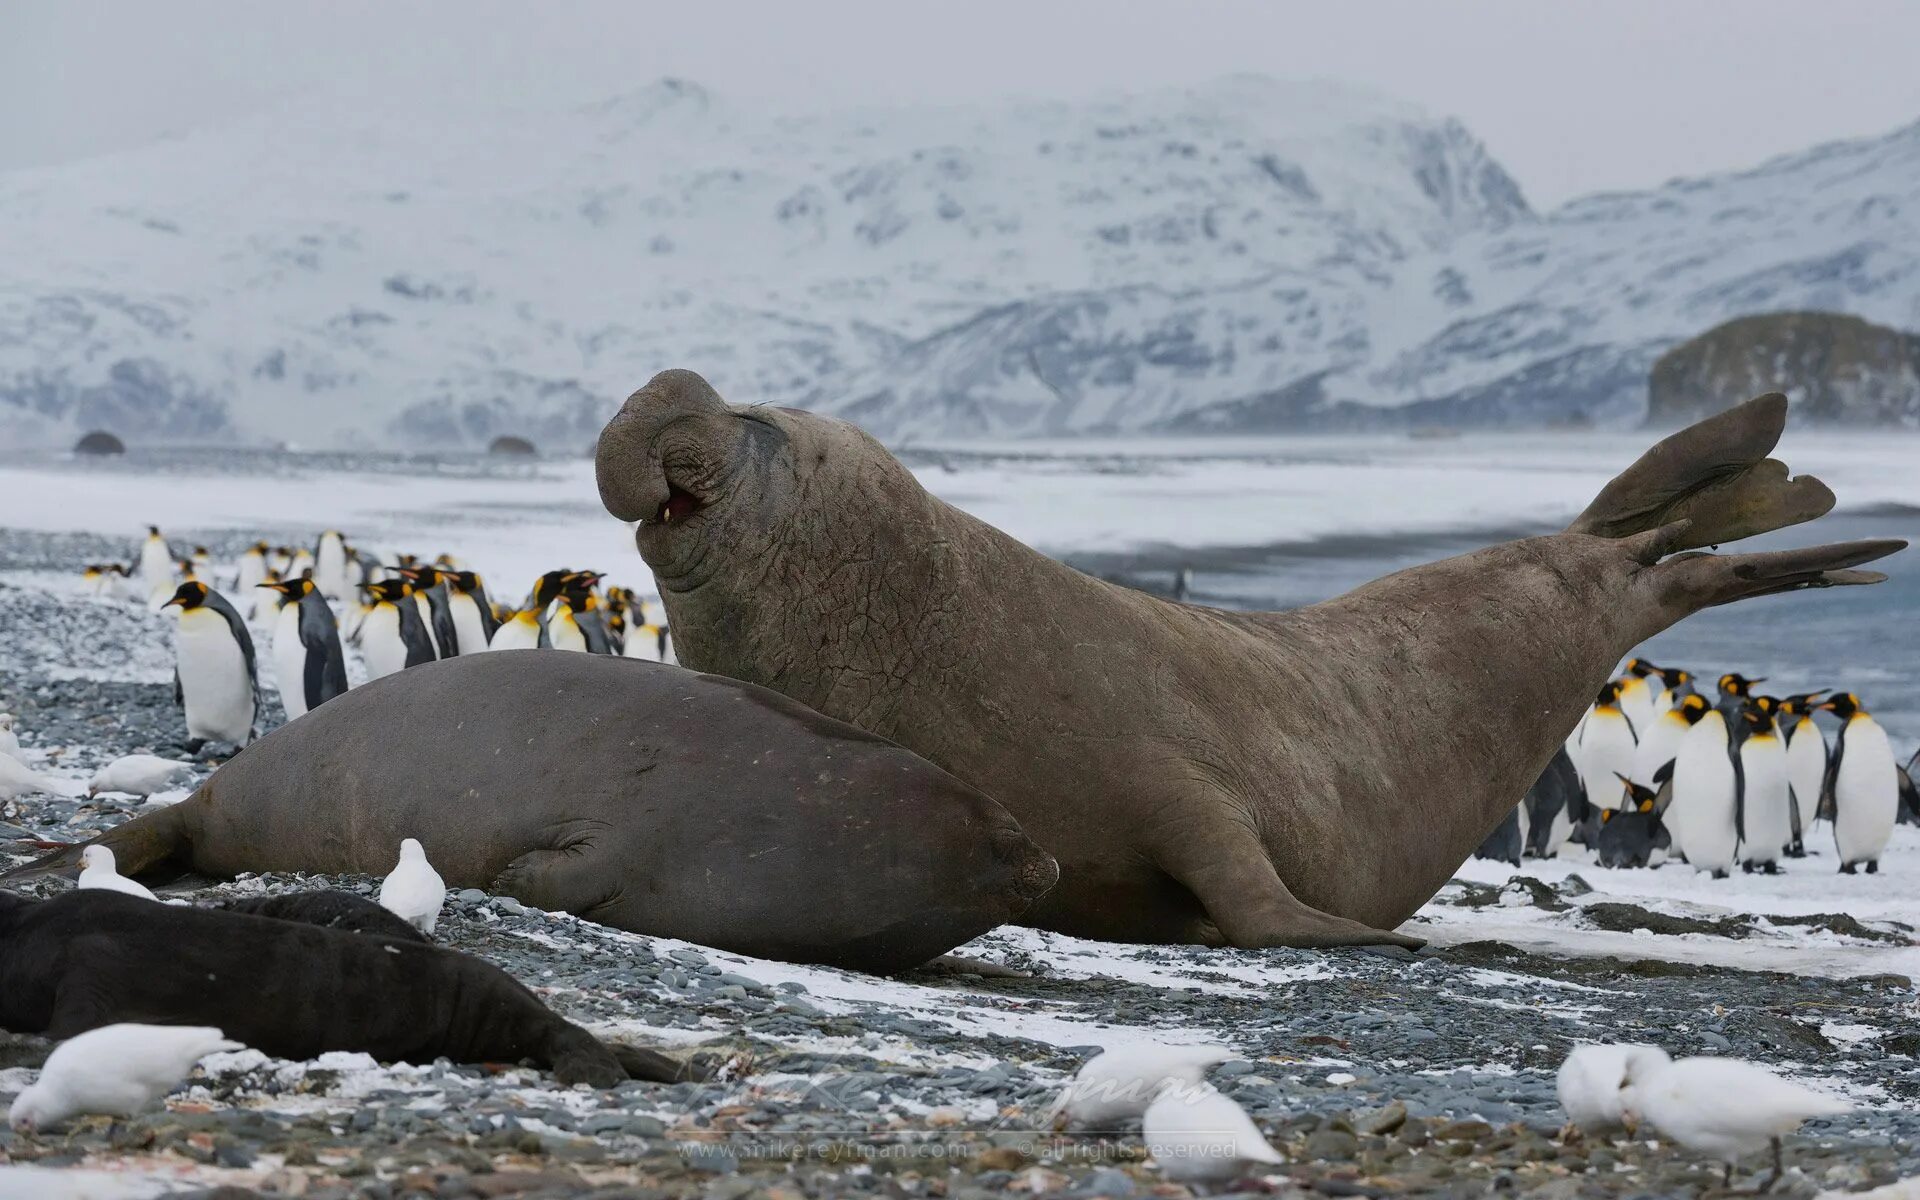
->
<box><xmin>161</xmin><ymin>597</ymin><xmax>184</xmax><ymax>609</ymax></box>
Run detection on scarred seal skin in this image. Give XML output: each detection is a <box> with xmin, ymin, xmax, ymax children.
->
<box><xmin>0</xmin><ymin>888</ymin><xmax>687</xmax><ymax>1085</ymax></box>
<box><xmin>594</xmin><ymin>369</ymin><xmax>1902</xmax><ymax>950</ymax></box>
<box><xmin>1</xmin><ymin>653</ymin><xmax>1057</xmax><ymax>974</ymax></box>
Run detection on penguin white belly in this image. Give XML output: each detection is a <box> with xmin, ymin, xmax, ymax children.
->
<box><xmin>139</xmin><ymin>543</ymin><xmax>173</xmax><ymax>591</ymax></box>
<box><xmin>449</xmin><ymin>594</ymin><xmax>488</xmax><ymax>656</ymax></box>
<box><xmin>174</xmin><ymin>609</ymin><xmax>255</xmax><ymax>744</ymax></box>
<box><xmin>623</xmin><ymin>625</ymin><xmax>662</xmax><ymax>661</ymax></box>
<box><xmin>1833</xmin><ymin>718</ymin><xmax>1898</xmax><ymax>869</ymax></box>
<box><xmin>315</xmin><ymin>538</ymin><xmax>348</xmax><ymax>601</ymax></box>
<box><xmin>1785</xmin><ymin>721</ymin><xmax>1826</xmax><ymax>842</ymax></box>
<box><xmin>548</xmin><ymin>612</ymin><xmax>588</xmax><ymax>652</ymax></box>
<box><xmin>1670</xmin><ymin>715</ymin><xmax>1737</xmax><ymax>875</ymax></box>
<box><xmin>1577</xmin><ymin>713</ymin><xmax>1636</xmax><ymax>811</ymax></box>
<box><xmin>1630</xmin><ymin>715</ymin><xmax>1687</xmax><ymax>786</ymax></box>
<box><xmin>1618</xmin><ymin>679</ymin><xmax>1655</xmax><ymax>741</ymax></box>
<box><xmin>1737</xmin><ymin>735</ymin><xmax>1791</xmax><ymax>867</ymax></box>
<box><xmin>360</xmin><ymin>606</ymin><xmax>410</xmax><ymax>680</ymax></box>
<box><xmin>489</xmin><ymin>618</ymin><xmax>540</xmax><ymax>652</ymax></box>
<box><xmin>271</xmin><ymin>602</ymin><xmax>309</xmax><ymax>719</ymax></box>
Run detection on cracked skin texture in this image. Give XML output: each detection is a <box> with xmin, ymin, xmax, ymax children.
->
<box><xmin>596</xmin><ymin>370</ymin><xmax>1904</xmax><ymax>950</ymax></box>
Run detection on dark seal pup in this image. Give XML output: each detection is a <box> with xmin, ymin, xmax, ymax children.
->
<box><xmin>594</xmin><ymin>370</ymin><xmax>1903</xmax><ymax>950</ymax></box>
<box><xmin>0</xmin><ymin>889</ymin><xmax>685</xmax><ymax>1085</ymax></box>
<box><xmin>3</xmin><ymin>653</ymin><xmax>1056</xmax><ymax>973</ymax></box>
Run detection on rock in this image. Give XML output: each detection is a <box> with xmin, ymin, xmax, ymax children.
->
<box><xmin>1358</xmin><ymin>1101</ymin><xmax>1408</xmax><ymax>1136</ymax></box>
<box><xmin>1648</xmin><ymin>311</ymin><xmax>1920</xmax><ymax>428</ymax></box>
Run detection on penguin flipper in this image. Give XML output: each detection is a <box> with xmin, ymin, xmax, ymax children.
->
<box><xmin>1731</xmin><ymin>745</ymin><xmax>1748</xmax><ymax>849</ymax></box>
<box><xmin>172</xmin><ymin>667</ymin><xmax>183</xmax><ymax>709</ymax></box>
<box><xmin>1819</xmin><ymin>732</ymin><xmax>1844</xmax><ymax>822</ymax></box>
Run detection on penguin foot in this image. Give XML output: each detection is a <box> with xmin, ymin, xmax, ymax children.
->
<box><xmin>1867</xmin><ymin>861</ymin><xmax>1879</xmax><ymax>875</ymax></box>
<box><xmin>1762</xmin><ymin>862</ymin><xmax>1781</xmax><ymax>875</ymax></box>
<box><xmin>1712</xmin><ymin>869</ymin><xmax>1729</xmax><ymax>880</ymax></box>
<box><xmin>1741</xmin><ymin>862</ymin><xmax>1756</xmax><ymax>875</ymax></box>
<box><xmin>1840</xmin><ymin>863</ymin><xmax>1858</xmax><ymax>875</ymax></box>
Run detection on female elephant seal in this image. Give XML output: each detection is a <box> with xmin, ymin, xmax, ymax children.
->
<box><xmin>3</xmin><ymin>653</ymin><xmax>1058</xmax><ymax>972</ymax></box>
<box><xmin>594</xmin><ymin>369</ymin><xmax>1903</xmax><ymax>949</ymax></box>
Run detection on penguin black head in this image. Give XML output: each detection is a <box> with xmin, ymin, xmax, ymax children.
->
<box><xmin>147</xmin><ymin>525</ymin><xmax>161</xmax><ymax>537</ymax></box>
<box><xmin>1659</xmin><ymin>667</ymin><xmax>1691</xmax><ymax>690</ymax></box>
<box><xmin>445</xmin><ymin>570</ymin><xmax>481</xmax><ymax>594</ymax></box>
<box><xmin>1624</xmin><ymin>658</ymin><xmax>1661</xmax><ymax>679</ymax></box>
<box><xmin>561</xmin><ymin>571</ymin><xmax>605</xmax><ymax>610</ymax></box>
<box><xmin>366</xmin><ymin>579</ymin><xmax>412</xmax><ymax>603</ymax></box>
<box><xmin>193</xmin><ymin>545</ymin><xmax>210</xmax><ymax>557</ymax></box>
<box><xmin>1719</xmin><ymin>673</ymin><xmax>1764</xmax><ymax>699</ymax></box>
<box><xmin>1677</xmin><ymin>694</ymin><xmax>1712</xmax><ymax>725</ymax></box>
<box><xmin>261</xmin><ymin>577</ymin><xmax>313</xmax><ymax>599</ymax></box>
<box><xmin>1820</xmin><ymin>692</ymin><xmax>1865</xmax><ymax>720</ymax></box>
<box><xmin>162</xmin><ymin>581</ymin><xmax>210</xmax><ymax>610</ymax></box>
<box><xmin>1612</xmin><ymin>773</ymin><xmax>1659</xmax><ymax>813</ymax></box>
<box><xmin>1594</xmin><ymin>681</ymin><xmax>1624</xmax><ymax>708</ymax></box>
<box><xmin>1738</xmin><ymin>704</ymin><xmax>1775</xmax><ymax>736</ymax></box>
<box><xmin>1779</xmin><ymin>691</ymin><xmax>1829</xmax><ymax>718</ymax></box>
<box><xmin>531</xmin><ymin>569</ymin><xmax>572</xmax><ymax>607</ymax></box>
<box><xmin>401</xmin><ymin>564</ymin><xmax>448</xmax><ymax>589</ymax></box>
<box><xmin>248</xmin><ymin>541</ymin><xmax>267</xmax><ymax>555</ymax></box>
<box><xmin>1752</xmin><ymin>695</ymin><xmax>1782</xmax><ymax>719</ymax></box>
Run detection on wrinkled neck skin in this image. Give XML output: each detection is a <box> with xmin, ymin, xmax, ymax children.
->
<box><xmin>655</xmin><ymin>417</ymin><xmax>999</xmax><ymax>745</ymax></box>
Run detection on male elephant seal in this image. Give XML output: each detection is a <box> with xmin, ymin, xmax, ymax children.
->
<box><xmin>2</xmin><ymin>653</ymin><xmax>1056</xmax><ymax>972</ymax></box>
<box><xmin>595</xmin><ymin>370</ymin><xmax>1903</xmax><ymax>949</ymax></box>
<box><xmin>0</xmin><ymin>889</ymin><xmax>686</xmax><ymax>1085</ymax></box>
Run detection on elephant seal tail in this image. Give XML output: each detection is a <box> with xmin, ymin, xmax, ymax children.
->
<box><xmin>1567</xmin><ymin>393</ymin><xmax>1839</xmax><ymax>550</ymax></box>
<box><xmin>0</xmin><ymin>791</ymin><xmax>196</xmax><ymax>884</ymax></box>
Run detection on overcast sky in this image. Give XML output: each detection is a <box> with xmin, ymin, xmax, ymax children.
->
<box><xmin>4</xmin><ymin>0</ymin><xmax>1918</xmax><ymax>207</ymax></box>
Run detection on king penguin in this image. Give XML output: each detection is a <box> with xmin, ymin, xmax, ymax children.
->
<box><xmin>1715</xmin><ymin>672</ymin><xmax>1765</xmax><ymax>720</ymax></box>
<box><xmin>161</xmin><ymin>580</ymin><xmax>258</xmax><ymax>753</ymax></box>
<box><xmin>1735</xmin><ymin>704</ymin><xmax>1792</xmax><ymax>875</ymax></box>
<box><xmin>1630</xmin><ymin>693</ymin><xmax>1711</xmax><ymax>789</ymax></box>
<box><xmin>1523</xmin><ymin>745</ymin><xmax>1584</xmax><ymax>858</ymax></box>
<box><xmin>259</xmin><ymin>576</ymin><xmax>349</xmax><ymax>719</ymax></box>
<box><xmin>1575</xmin><ymin>681</ymin><xmax>1638</xmax><ymax>815</ymax></box>
<box><xmin>1595</xmin><ymin>777</ymin><xmax>1671</xmax><ymax>869</ymax></box>
<box><xmin>400</xmin><ymin>564</ymin><xmax>459</xmax><ymax>658</ymax></box>
<box><xmin>1820</xmin><ymin>692</ymin><xmax>1898</xmax><ymax>874</ymax></box>
<box><xmin>137</xmin><ymin>525</ymin><xmax>174</xmax><ymax>595</ymax></box>
<box><xmin>444</xmin><ymin>570</ymin><xmax>499</xmax><ymax>655</ymax></box>
<box><xmin>235</xmin><ymin>542</ymin><xmax>269</xmax><ymax>616</ymax></box>
<box><xmin>314</xmin><ymin>530</ymin><xmax>351</xmax><ymax>602</ymax></box>
<box><xmin>1779</xmin><ymin>691</ymin><xmax>1829</xmax><ymax>856</ymax></box>
<box><xmin>359</xmin><ymin>579</ymin><xmax>437</xmax><ymax>680</ymax></box>
<box><xmin>1669</xmin><ymin>707</ymin><xmax>1739</xmax><ymax>877</ymax></box>
<box><xmin>1617</xmin><ymin>659</ymin><xmax>1661</xmax><ymax>735</ymax></box>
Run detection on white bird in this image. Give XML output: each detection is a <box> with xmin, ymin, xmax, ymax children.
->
<box><xmin>1143</xmin><ymin>1081</ymin><xmax>1285</xmax><ymax>1186</ymax></box>
<box><xmin>0</xmin><ymin>753</ymin><xmax>64</xmax><ymax>801</ymax></box>
<box><xmin>76</xmin><ymin>845</ymin><xmax>158</xmax><ymax>902</ymax></box>
<box><xmin>88</xmin><ymin>755</ymin><xmax>193</xmax><ymax>798</ymax></box>
<box><xmin>0</xmin><ymin>711</ymin><xmax>24</xmax><ymax>761</ymax></box>
<box><xmin>8</xmin><ymin>1024</ymin><xmax>243</xmax><ymax>1132</ymax></box>
<box><xmin>1557</xmin><ymin>1042</ymin><xmax>1663</xmax><ymax>1136</ymax></box>
<box><xmin>1622</xmin><ymin>1050</ymin><xmax>1851</xmax><ymax>1191</ymax></box>
<box><xmin>1050</xmin><ymin>1043</ymin><xmax>1235</xmax><ymax>1131</ymax></box>
<box><xmin>378</xmin><ymin>838</ymin><xmax>447</xmax><ymax>935</ymax></box>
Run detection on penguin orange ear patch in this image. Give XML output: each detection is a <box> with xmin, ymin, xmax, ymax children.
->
<box><xmin>1601</xmin><ymin>809</ymin><xmax>1614</xmax><ymax>824</ymax></box>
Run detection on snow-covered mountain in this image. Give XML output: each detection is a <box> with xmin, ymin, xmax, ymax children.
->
<box><xmin>1</xmin><ymin>76</ymin><xmax>1915</xmax><ymax>448</ymax></box>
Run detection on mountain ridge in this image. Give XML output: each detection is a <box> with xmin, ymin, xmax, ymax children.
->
<box><xmin>2</xmin><ymin>76</ymin><xmax>1914</xmax><ymax>447</ymax></box>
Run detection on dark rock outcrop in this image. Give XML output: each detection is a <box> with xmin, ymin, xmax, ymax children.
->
<box><xmin>487</xmin><ymin>434</ymin><xmax>538</xmax><ymax>457</ymax></box>
<box><xmin>1648</xmin><ymin>312</ymin><xmax>1920</xmax><ymax>427</ymax></box>
<box><xmin>72</xmin><ymin>430</ymin><xmax>126</xmax><ymax>455</ymax></box>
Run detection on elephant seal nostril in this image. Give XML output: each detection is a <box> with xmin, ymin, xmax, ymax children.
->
<box><xmin>994</xmin><ymin>828</ymin><xmax>1059</xmax><ymax>905</ymax></box>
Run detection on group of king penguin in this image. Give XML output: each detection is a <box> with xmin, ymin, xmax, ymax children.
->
<box><xmin>83</xmin><ymin>527</ymin><xmax>674</xmax><ymax>755</ymax></box>
<box><xmin>1478</xmin><ymin>658</ymin><xmax>1920</xmax><ymax>877</ymax></box>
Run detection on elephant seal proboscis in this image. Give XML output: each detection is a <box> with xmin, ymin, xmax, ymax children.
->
<box><xmin>2</xmin><ymin>652</ymin><xmax>1057</xmax><ymax>973</ymax></box>
<box><xmin>594</xmin><ymin>370</ymin><xmax>1904</xmax><ymax>949</ymax></box>
<box><xmin>0</xmin><ymin>889</ymin><xmax>685</xmax><ymax>1085</ymax></box>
